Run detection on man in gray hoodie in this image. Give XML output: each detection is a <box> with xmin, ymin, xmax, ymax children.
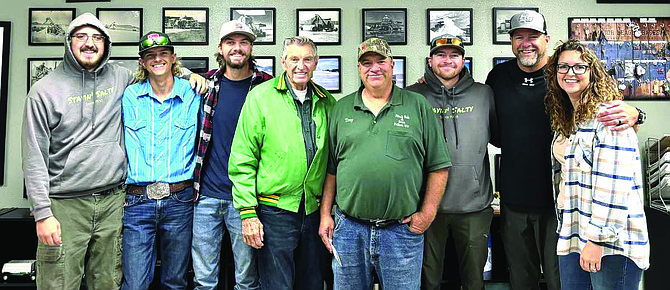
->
<box><xmin>406</xmin><ymin>35</ymin><xmax>498</xmax><ymax>290</ymax></box>
<box><xmin>21</xmin><ymin>13</ymin><xmax>204</xmax><ymax>289</ymax></box>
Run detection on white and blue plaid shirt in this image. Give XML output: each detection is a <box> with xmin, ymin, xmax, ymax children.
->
<box><xmin>552</xmin><ymin>114</ymin><xmax>649</xmax><ymax>270</ymax></box>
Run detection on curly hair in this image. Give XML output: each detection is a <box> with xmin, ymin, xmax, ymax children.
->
<box><xmin>544</xmin><ymin>40</ymin><xmax>622</xmax><ymax>138</ymax></box>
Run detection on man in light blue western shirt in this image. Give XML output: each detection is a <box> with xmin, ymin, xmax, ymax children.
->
<box><xmin>120</xmin><ymin>31</ymin><xmax>201</xmax><ymax>290</ymax></box>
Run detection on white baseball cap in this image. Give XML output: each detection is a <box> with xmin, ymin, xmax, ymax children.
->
<box><xmin>219</xmin><ymin>20</ymin><xmax>256</xmax><ymax>42</ymax></box>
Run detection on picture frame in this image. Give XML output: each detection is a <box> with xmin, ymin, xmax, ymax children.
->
<box><xmin>493</xmin><ymin>57</ymin><xmax>514</xmax><ymax>67</ymax></box>
<box><xmin>393</xmin><ymin>56</ymin><xmax>406</xmax><ymax>88</ymax></box>
<box><xmin>27</xmin><ymin>57</ymin><xmax>63</xmax><ymax>92</ymax></box>
<box><xmin>29</xmin><ymin>8</ymin><xmax>76</xmax><ymax>46</ymax></box>
<box><xmin>181</xmin><ymin>57</ymin><xmax>209</xmax><ymax>74</ymax></box>
<box><xmin>162</xmin><ymin>7</ymin><xmax>209</xmax><ymax>45</ymax></box>
<box><xmin>108</xmin><ymin>57</ymin><xmax>139</xmax><ymax>73</ymax></box>
<box><xmin>465</xmin><ymin>57</ymin><xmax>473</xmax><ymax>75</ymax></box>
<box><xmin>96</xmin><ymin>8</ymin><xmax>143</xmax><ymax>46</ymax></box>
<box><xmin>254</xmin><ymin>56</ymin><xmax>275</xmax><ymax>76</ymax></box>
<box><xmin>362</xmin><ymin>8</ymin><xmax>407</xmax><ymax>45</ymax></box>
<box><xmin>426</xmin><ymin>8</ymin><xmax>473</xmax><ymax>45</ymax></box>
<box><xmin>296</xmin><ymin>8</ymin><xmax>341</xmax><ymax>45</ymax></box>
<box><xmin>230</xmin><ymin>8</ymin><xmax>276</xmax><ymax>45</ymax></box>
<box><xmin>0</xmin><ymin>21</ymin><xmax>10</xmax><ymax>186</ymax></box>
<box><xmin>492</xmin><ymin>7</ymin><xmax>539</xmax><ymax>44</ymax></box>
<box><xmin>312</xmin><ymin>55</ymin><xmax>341</xmax><ymax>93</ymax></box>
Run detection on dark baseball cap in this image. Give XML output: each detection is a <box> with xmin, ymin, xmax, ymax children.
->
<box><xmin>430</xmin><ymin>34</ymin><xmax>465</xmax><ymax>55</ymax></box>
<box><xmin>138</xmin><ymin>31</ymin><xmax>174</xmax><ymax>56</ymax></box>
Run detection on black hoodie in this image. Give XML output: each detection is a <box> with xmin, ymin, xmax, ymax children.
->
<box><xmin>407</xmin><ymin>63</ymin><xmax>498</xmax><ymax>214</ymax></box>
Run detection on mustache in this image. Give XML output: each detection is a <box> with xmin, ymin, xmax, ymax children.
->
<box><xmin>80</xmin><ymin>45</ymin><xmax>98</xmax><ymax>53</ymax></box>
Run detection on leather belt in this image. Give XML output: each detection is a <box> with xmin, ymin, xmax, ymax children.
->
<box><xmin>126</xmin><ymin>180</ymin><xmax>193</xmax><ymax>198</ymax></box>
<box><xmin>345</xmin><ymin>213</ymin><xmax>400</xmax><ymax>228</ymax></box>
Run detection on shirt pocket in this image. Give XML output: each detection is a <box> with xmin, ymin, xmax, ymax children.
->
<box><xmin>385</xmin><ymin>130</ymin><xmax>413</xmax><ymax>161</ymax></box>
<box><xmin>173</xmin><ymin>118</ymin><xmax>197</xmax><ymax>161</ymax></box>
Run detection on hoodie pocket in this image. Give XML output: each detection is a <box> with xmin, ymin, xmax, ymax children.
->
<box><xmin>59</xmin><ymin>141</ymin><xmax>126</xmax><ymax>192</ymax></box>
<box><xmin>447</xmin><ymin>165</ymin><xmax>481</xmax><ymax>197</ymax></box>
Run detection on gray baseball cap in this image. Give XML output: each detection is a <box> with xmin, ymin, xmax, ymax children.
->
<box><xmin>509</xmin><ymin>10</ymin><xmax>547</xmax><ymax>35</ymax></box>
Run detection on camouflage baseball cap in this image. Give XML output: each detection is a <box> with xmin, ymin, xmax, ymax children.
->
<box><xmin>358</xmin><ymin>37</ymin><xmax>393</xmax><ymax>61</ymax></box>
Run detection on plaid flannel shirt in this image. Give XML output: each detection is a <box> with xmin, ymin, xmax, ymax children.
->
<box><xmin>552</xmin><ymin>116</ymin><xmax>649</xmax><ymax>270</ymax></box>
<box><xmin>193</xmin><ymin>66</ymin><xmax>273</xmax><ymax>201</ymax></box>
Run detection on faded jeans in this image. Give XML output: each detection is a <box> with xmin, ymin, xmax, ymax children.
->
<box><xmin>332</xmin><ymin>209</ymin><xmax>424</xmax><ymax>290</ymax></box>
<box><xmin>191</xmin><ymin>195</ymin><xmax>260</xmax><ymax>290</ymax></box>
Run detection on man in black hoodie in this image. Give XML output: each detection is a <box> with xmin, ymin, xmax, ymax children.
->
<box><xmin>407</xmin><ymin>35</ymin><xmax>497</xmax><ymax>290</ymax></box>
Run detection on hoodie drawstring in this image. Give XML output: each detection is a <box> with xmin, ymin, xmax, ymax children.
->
<box><xmin>448</xmin><ymin>86</ymin><xmax>459</xmax><ymax>149</ymax></box>
<box><xmin>91</xmin><ymin>71</ymin><xmax>97</xmax><ymax>129</ymax></box>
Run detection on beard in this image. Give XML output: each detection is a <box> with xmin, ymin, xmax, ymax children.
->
<box><xmin>516</xmin><ymin>49</ymin><xmax>545</xmax><ymax>68</ymax></box>
<box><xmin>225</xmin><ymin>54</ymin><xmax>249</xmax><ymax>69</ymax></box>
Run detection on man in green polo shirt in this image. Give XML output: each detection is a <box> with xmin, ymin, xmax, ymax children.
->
<box><xmin>318</xmin><ymin>37</ymin><xmax>452</xmax><ymax>290</ymax></box>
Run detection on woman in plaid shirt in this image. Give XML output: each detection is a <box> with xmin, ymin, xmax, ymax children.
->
<box><xmin>545</xmin><ymin>40</ymin><xmax>649</xmax><ymax>290</ymax></box>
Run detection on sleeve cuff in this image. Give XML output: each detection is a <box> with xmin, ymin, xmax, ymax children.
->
<box><xmin>239</xmin><ymin>207</ymin><xmax>257</xmax><ymax>219</ymax></box>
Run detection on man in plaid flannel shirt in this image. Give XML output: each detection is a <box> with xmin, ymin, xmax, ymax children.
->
<box><xmin>191</xmin><ymin>20</ymin><xmax>272</xmax><ymax>290</ymax></box>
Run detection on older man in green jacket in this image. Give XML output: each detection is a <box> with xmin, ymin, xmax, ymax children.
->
<box><xmin>228</xmin><ymin>36</ymin><xmax>336</xmax><ymax>290</ymax></box>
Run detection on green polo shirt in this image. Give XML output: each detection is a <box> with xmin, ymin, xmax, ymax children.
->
<box><xmin>327</xmin><ymin>86</ymin><xmax>451</xmax><ymax>220</ymax></box>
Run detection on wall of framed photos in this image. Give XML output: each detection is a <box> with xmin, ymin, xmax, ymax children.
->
<box><xmin>0</xmin><ymin>0</ymin><xmax>669</xmax><ymax>208</ymax></box>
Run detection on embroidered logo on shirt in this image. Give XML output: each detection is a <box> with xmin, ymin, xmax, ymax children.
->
<box><xmin>344</xmin><ymin>118</ymin><xmax>354</xmax><ymax>123</ymax></box>
<box><xmin>522</xmin><ymin>77</ymin><xmax>535</xmax><ymax>87</ymax></box>
<box><xmin>394</xmin><ymin>114</ymin><xmax>410</xmax><ymax>128</ymax></box>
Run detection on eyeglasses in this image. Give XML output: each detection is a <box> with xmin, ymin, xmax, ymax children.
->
<box><xmin>71</xmin><ymin>33</ymin><xmax>106</xmax><ymax>43</ymax></box>
<box><xmin>140</xmin><ymin>34</ymin><xmax>170</xmax><ymax>50</ymax></box>
<box><xmin>557</xmin><ymin>64</ymin><xmax>589</xmax><ymax>75</ymax></box>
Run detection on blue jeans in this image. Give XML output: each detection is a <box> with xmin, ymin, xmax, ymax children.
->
<box><xmin>121</xmin><ymin>187</ymin><xmax>194</xmax><ymax>290</ymax></box>
<box><xmin>191</xmin><ymin>195</ymin><xmax>260</xmax><ymax>290</ymax></box>
<box><xmin>558</xmin><ymin>252</ymin><xmax>643</xmax><ymax>290</ymax></box>
<box><xmin>256</xmin><ymin>203</ymin><xmax>326</xmax><ymax>290</ymax></box>
<box><xmin>332</xmin><ymin>209</ymin><xmax>424</xmax><ymax>290</ymax></box>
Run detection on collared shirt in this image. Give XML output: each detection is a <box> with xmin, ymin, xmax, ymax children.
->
<box><xmin>552</xmin><ymin>115</ymin><xmax>649</xmax><ymax>270</ymax></box>
<box><xmin>122</xmin><ymin>76</ymin><xmax>201</xmax><ymax>185</ymax></box>
<box><xmin>285</xmin><ymin>76</ymin><xmax>317</xmax><ymax>169</ymax></box>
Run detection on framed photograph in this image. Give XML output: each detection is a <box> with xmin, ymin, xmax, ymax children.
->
<box><xmin>296</xmin><ymin>9</ymin><xmax>341</xmax><ymax>45</ymax></box>
<box><xmin>492</xmin><ymin>7</ymin><xmax>539</xmax><ymax>44</ymax></box>
<box><xmin>162</xmin><ymin>7</ymin><xmax>209</xmax><ymax>45</ymax></box>
<box><xmin>426</xmin><ymin>9</ymin><xmax>473</xmax><ymax>45</ymax></box>
<box><xmin>362</xmin><ymin>8</ymin><xmax>407</xmax><ymax>45</ymax></box>
<box><xmin>493</xmin><ymin>57</ymin><xmax>514</xmax><ymax>67</ymax></box>
<box><xmin>109</xmin><ymin>57</ymin><xmax>139</xmax><ymax>73</ymax></box>
<box><xmin>0</xmin><ymin>22</ymin><xmax>10</xmax><ymax>186</ymax></box>
<box><xmin>29</xmin><ymin>8</ymin><xmax>76</xmax><ymax>46</ymax></box>
<box><xmin>254</xmin><ymin>56</ymin><xmax>275</xmax><ymax>76</ymax></box>
<box><xmin>312</xmin><ymin>56</ymin><xmax>341</xmax><ymax>93</ymax></box>
<box><xmin>231</xmin><ymin>8</ymin><xmax>276</xmax><ymax>45</ymax></box>
<box><xmin>465</xmin><ymin>57</ymin><xmax>473</xmax><ymax>74</ymax></box>
<box><xmin>27</xmin><ymin>58</ymin><xmax>63</xmax><ymax>92</ymax></box>
<box><xmin>181</xmin><ymin>57</ymin><xmax>209</xmax><ymax>74</ymax></box>
<box><xmin>96</xmin><ymin>8</ymin><xmax>142</xmax><ymax>46</ymax></box>
<box><xmin>393</xmin><ymin>56</ymin><xmax>406</xmax><ymax>88</ymax></box>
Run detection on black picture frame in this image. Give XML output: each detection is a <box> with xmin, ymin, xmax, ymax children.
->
<box><xmin>27</xmin><ymin>57</ymin><xmax>63</xmax><ymax>93</ymax></box>
<box><xmin>162</xmin><ymin>7</ymin><xmax>209</xmax><ymax>45</ymax></box>
<box><xmin>393</xmin><ymin>56</ymin><xmax>406</xmax><ymax>88</ymax></box>
<box><xmin>426</xmin><ymin>8</ymin><xmax>473</xmax><ymax>45</ymax></box>
<box><xmin>296</xmin><ymin>8</ymin><xmax>341</xmax><ymax>45</ymax></box>
<box><xmin>465</xmin><ymin>57</ymin><xmax>473</xmax><ymax>75</ymax></box>
<box><xmin>96</xmin><ymin>8</ymin><xmax>143</xmax><ymax>46</ymax></box>
<box><xmin>230</xmin><ymin>8</ymin><xmax>276</xmax><ymax>45</ymax></box>
<box><xmin>0</xmin><ymin>21</ymin><xmax>10</xmax><ymax>186</ymax></box>
<box><xmin>362</xmin><ymin>8</ymin><xmax>407</xmax><ymax>45</ymax></box>
<box><xmin>181</xmin><ymin>57</ymin><xmax>209</xmax><ymax>74</ymax></box>
<box><xmin>493</xmin><ymin>57</ymin><xmax>514</xmax><ymax>67</ymax></box>
<box><xmin>108</xmin><ymin>57</ymin><xmax>139</xmax><ymax>73</ymax></box>
<box><xmin>492</xmin><ymin>7</ymin><xmax>539</xmax><ymax>44</ymax></box>
<box><xmin>29</xmin><ymin>8</ymin><xmax>76</xmax><ymax>46</ymax></box>
<box><xmin>312</xmin><ymin>55</ymin><xmax>341</xmax><ymax>93</ymax></box>
<box><xmin>254</xmin><ymin>56</ymin><xmax>275</xmax><ymax>76</ymax></box>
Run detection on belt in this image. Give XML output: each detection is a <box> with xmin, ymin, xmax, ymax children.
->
<box><xmin>92</xmin><ymin>184</ymin><xmax>124</xmax><ymax>196</ymax></box>
<box><xmin>345</xmin><ymin>213</ymin><xmax>400</xmax><ymax>228</ymax></box>
<box><xmin>126</xmin><ymin>180</ymin><xmax>193</xmax><ymax>196</ymax></box>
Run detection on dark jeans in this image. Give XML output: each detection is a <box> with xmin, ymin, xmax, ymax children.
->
<box><xmin>257</xmin><ymin>203</ymin><xmax>326</xmax><ymax>290</ymax></box>
<box><xmin>558</xmin><ymin>252</ymin><xmax>643</xmax><ymax>290</ymax></box>
<box><xmin>421</xmin><ymin>207</ymin><xmax>493</xmax><ymax>290</ymax></box>
<box><xmin>121</xmin><ymin>187</ymin><xmax>194</xmax><ymax>290</ymax></box>
<box><xmin>500</xmin><ymin>203</ymin><xmax>561</xmax><ymax>290</ymax></box>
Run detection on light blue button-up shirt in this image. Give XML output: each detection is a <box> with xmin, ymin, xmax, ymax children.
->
<box><xmin>122</xmin><ymin>76</ymin><xmax>200</xmax><ymax>185</ymax></box>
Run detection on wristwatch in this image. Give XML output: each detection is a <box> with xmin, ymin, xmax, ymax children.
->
<box><xmin>635</xmin><ymin>107</ymin><xmax>646</xmax><ymax>125</ymax></box>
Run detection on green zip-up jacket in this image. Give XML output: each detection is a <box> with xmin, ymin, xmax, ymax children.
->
<box><xmin>229</xmin><ymin>72</ymin><xmax>336</xmax><ymax>219</ymax></box>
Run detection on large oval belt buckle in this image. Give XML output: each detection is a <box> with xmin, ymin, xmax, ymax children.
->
<box><xmin>147</xmin><ymin>182</ymin><xmax>170</xmax><ymax>200</ymax></box>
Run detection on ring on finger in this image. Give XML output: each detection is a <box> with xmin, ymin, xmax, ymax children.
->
<box><xmin>617</xmin><ymin>119</ymin><xmax>623</xmax><ymax>126</ymax></box>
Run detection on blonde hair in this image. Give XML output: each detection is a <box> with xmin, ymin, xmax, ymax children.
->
<box><xmin>134</xmin><ymin>54</ymin><xmax>183</xmax><ymax>82</ymax></box>
<box><xmin>544</xmin><ymin>40</ymin><xmax>622</xmax><ymax>138</ymax></box>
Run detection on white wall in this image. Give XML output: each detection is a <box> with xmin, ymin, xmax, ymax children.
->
<box><xmin>1</xmin><ymin>0</ymin><xmax>669</xmax><ymax>208</ymax></box>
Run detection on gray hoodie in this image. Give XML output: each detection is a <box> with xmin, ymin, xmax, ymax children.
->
<box><xmin>407</xmin><ymin>63</ymin><xmax>498</xmax><ymax>214</ymax></box>
<box><xmin>22</xmin><ymin>13</ymin><xmax>134</xmax><ymax>221</ymax></box>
